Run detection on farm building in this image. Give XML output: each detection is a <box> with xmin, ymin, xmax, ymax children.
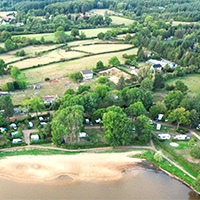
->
<box><xmin>147</xmin><ymin>59</ymin><xmax>177</xmax><ymax>71</ymax></box>
<box><xmin>158</xmin><ymin>134</ymin><xmax>171</xmax><ymax>140</ymax></box>
<box><xmin>81</xmin><ymin>70</ymin><xmax>93</xmax><ymax>80</ymax></box>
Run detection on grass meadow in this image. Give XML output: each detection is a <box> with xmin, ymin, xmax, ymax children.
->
<box><xmin>110</xmin><ymin>16</ymin><xmax>135</xmax><ymax>25</ymax></box>
<box><xmin>166</xmin><ymin>74</ymin><xmax>200</xmax><ymax>94</ymax></box>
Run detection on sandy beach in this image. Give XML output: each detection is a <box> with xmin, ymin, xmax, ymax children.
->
<box><xmin>0</xmin><ymin>151</ymin><xmax>144</xmax><ymax>183</ymax></box>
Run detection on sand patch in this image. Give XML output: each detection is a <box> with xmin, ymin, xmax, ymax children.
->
<box><xmin>0</xmin><ymin>151</ymin><xmax>143</xmax><ymax>183</ymax></box>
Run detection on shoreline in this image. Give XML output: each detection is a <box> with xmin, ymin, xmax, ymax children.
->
<box><xmin>0</xmin><ymin>151</ymin><xmax>199</xmax><ymax>195</ymax></box>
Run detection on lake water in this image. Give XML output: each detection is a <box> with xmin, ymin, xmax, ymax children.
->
<box><xmin>0</xmin><ymin>169</ymin><xmax>199</xmax><ymax>200</ymax></box>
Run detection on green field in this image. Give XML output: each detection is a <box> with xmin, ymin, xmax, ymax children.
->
<box><xmin>17</xmin><ymin>48</ymin><xmax>137</xmax><ymax>83</ymax></box>
<box><xmin>89</xmin><ymin>9</ymin><xmax>115</xmax><ymax>15</ymax></box>
<box><xmin>110</xmin><ymin>16</ymin><xmax>135</xmax><ymax>26</ymax></box>
<box><xmin>14</xmin><ymin>28</ymin><xmax>112</xmax><ymax>41</ymax></box>
<box><xmin>166</xmin><ymin>74</ymin><xmax>200</xmax><ymax>94</ymax></box>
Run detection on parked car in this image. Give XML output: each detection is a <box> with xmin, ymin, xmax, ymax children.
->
<box><xmin>28</xmin><ymin>122</ymin><xmax>33</xmax><ymax>128</ymax></box>
<box><xmin>11</xmin><ymin>131</ymin><xmax>18</xmax><ymax>137</ymax></box>
<box><xmin>149</xmin><ymin>120</ymin><xmax>153</xmax><ymax>125</ymax></box>
<box><xmin>39</xmin><ymin>117</ymin><xmax>44</xmax><ymax>122</ymax></box>
<box><xmin>158</xmin><ymin>134</ymin><xmax>171</xmax><ymax>140</ymax></box>
<box><xmin>95</xmin><ymin>118</ymin><xmax>101</xmax><ymax>124</ymax></box>
<box><xmin>196</xmin><ymin>124</ymin><xmax>200</xmax><ymax>130</ymax></box>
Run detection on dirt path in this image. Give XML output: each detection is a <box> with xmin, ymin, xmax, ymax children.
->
<box><xmin>23</xmin><ymin>129</ymin><xmax>38</xmax><ymax>145</ymax></box>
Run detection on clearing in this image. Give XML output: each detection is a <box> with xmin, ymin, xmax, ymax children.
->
<box><xmin>14</xmin><ymin>28</ymin><xmax>112</xmax><ymax>41</ymax></box>
<box><xmin>13</xmin><ymin>50</ymin><xmax>87</xmax><ymax>69</ymax></box>
<box><xmin>18</xmin><ymin>48</ymin><xmax>138</xmax><ymax>83</ymax></box>
<box><xmin>166</xmin><ymin>74</ymin><xmax>200</xmax><ymax>94</ymax></box>
<box><xmin>1</xmin><ymin>44</ymin><xmax>60</xmax><ymax>64</ymax></box>
<box><xmin>0</xmin><ymin>11</ymin><xmax>16</xmax><ymax>17</ymax></box>
<box><xmin>110</xmin><ymin>16</ymin><xmax>135</xmax><ymax>26</ymax></box>
<box><xmin>72</xmin><ymin>44</ymin><xmax>133</xmax><ymax>54</ymax></box>
<box><xmin>89</xmin><ymin>9</ymin><xmax>115</xmax><ymax>15</ymax></box>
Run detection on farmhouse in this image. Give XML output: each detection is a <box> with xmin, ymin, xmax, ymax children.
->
<box><xmin>161</xmin><ymin>59</ymin><xmax>177</xmax><ymax>68</ymax></box>
<box><xmin>41</xmin><ymin>95</ymin><xmax>55</xmax><ymax>104</ymax></box>
<box><xmin>147</xmin><ymin>59</ymin><xmax>177</xmax><ymax>71</ymax></box>
<box><xmin>81</xmin><ymin>70</ymin><xmax>93</xmax><ymax>80</ymax></box>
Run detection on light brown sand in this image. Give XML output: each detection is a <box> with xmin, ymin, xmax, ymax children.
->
<box><xmin>0</xmin><ymin>151</ymin><xmax>143</xmax><ymax>183</ymax></box>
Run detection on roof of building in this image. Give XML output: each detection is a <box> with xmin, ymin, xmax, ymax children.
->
<box><xmin>81</xmin><ymin>70</ymin><xmax>93</xmax><ymax>75</ymax></box>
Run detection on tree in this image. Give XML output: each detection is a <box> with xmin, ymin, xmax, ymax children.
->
<box><xmin>116</xmin><ymin>76</ymin><xmax>126</xmax><ymax>90</ymax></box>
<box><xmin>137</xmin><ymin>66</ymin><xmax>152</xmax><ymax>82</ymax></box>
<box><xmin>126</xmin><ymin>88</ymin><xmax>144</xmax><ymax>106</ymax></box>
<box><xmin>134</xmin><ymin>115</ymin><xmax>151</xmax><ymax>142</ymax></box>
<box><xmin>190</xmin><ymin>143</ymin><xmax>200</xmax><ymax>159</ymax></box>
<box><xmin>76</xmin><ymin>85</ymin><xmax>90</xmax><ymax>94</ymax></box>
<box><xmin>190</xmin><ymin>109</ymin><xmax>199</xmax><ymax>128</ymax></box>
<box><xmin>4</xmin><ymin>39</ymin><xmax>15</xmax><ymax>51</ymax></box>
<box><xmin>164</xmin><ymin>91</ymin><xmax>183</xmax><ymax>110</ymax></box>
<box><xmin>96</xmin><ymin>60</ymin><xmax>104</xmax><ymax>69</ymax></box>
<box><xmin>154</xmin><ymin>151</ymin><xmax>163</xmax><ymax>163</ymax></box>
<box><xmin>168</xmin><ymin>107</ymin><xmax>191</xmax><ymax>129</ymax></box>
<box><xmin>137</xmin><ymin>46</ymin><xmax>145</xmax><ymax>61</ymax></box>
<box><xmin>97</xmin><ymin>32</ymin><xmax>105</xmax><ymax>40</ymax></box>
<box><xmin>29</xmin><ymin>96</ymin><xmax>45</xmax><ymax>116</ymax></box>
<box><xmin>175</xmin><ymin>80</ymin><xmax>188</xmax><ymax>93</ymax></box>
<box><xmin>108</xmin><ymin>56</ymin><xmax>120</xmax><ymax>66</ymax></box>
<box><xmin>103</xmin><ymin>110</ymin><xmax>133</xmax><ymax>147</ymax></box>
<box><xmin>83</xmin><ymin>92</ymin><xmax>100</xmax><ymax>116</ymax></box>
<box><xmin>98</xmin><ymin>76</ymin><xmax>107</xmax><ymax>84</ymax></box>
<box><xmin>153</xmin><ymin>73</ymin><xmax>165</xmax><ymax>89</ymax></box>
<box><xmin>192</xmin><ymin>174</ymin><xmax>200</xmax><ymax>193</ymax></box>
<box><xmin>104</xmin><ymin>91</ymin><xmax>123</xmax><ymax>107</ymax></box>
<box><xmin>79</xmin><ymin>31</ymin><xmax>86</xmax><ymax>39</ymax></box>
<box><xmin>50</xmin><ymin>96</ymin><xmax>61</xmax><ymax>110</ymax></box>
<box><xmin>94</xmin><ymin>85</ymin><xmax>110</xmax><ymax>99</ymax></box>
<box><xmin>10</xmin><ymin>66</ymin><xmax>21</xmax><ymax>80</ymax></box>
<box><xmin>0</xmin><ymin>113</ymin><xmax>6</xmax><ymax>127</ymax></box>
<box><xmin>51</xmin><ymin>105</ymin><xmax>84</xmax><ymax>145</ymax></box>
<box><xmin>149</xmin><ymin>103</ymin><xmax>166</xmax><ymax>119</ymax></box>
<box><xmin>0</xmin><ymin>95</ymin><xmax>14</xmax><ymax>118</ymax></box>
<box><xmin>71</xmin><ymin>28</ymin><xmax>79</xmax><ymax>37</ymax></box>
<box><xmin>126</xmin><ymin>101</ymin><xmax>146</xmax><ymax>121</ymax></box>
<box><xmin>0</xmin><ymin>59</ymin><xmax>7</xmax><ymax>76</ymax></box>
<box><xmin>142</xmin><ymin>91</ymin><xmax>153</xmax><ymax>110</ymax></box>
<box><xmin>140</xmin><ymin>78</ymin><xmax>153</xmax><ymax>91</ymax></box>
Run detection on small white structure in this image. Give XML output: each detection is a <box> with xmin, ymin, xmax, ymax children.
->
<box><xmin>40</xmin><ymin>122</ymin><xmax>47</xmax><ymax>127</ymax></box>
<box><xmin>31</xmin><ymin>134</ymin><xmax>39</xmax><ymax>141</ymax></box>
<box><xmin>158</xmin><ymin>114</ymin><xmax>164</xmax><ymax>121</ymax></box>
<box><xmin>156</xmin><ymin>124</ymin><xmax>161</xmax><ymax>130</ymax></box>
<box><xmin>10</xmin><ymin>123</ymin><xmax>17</xmax><ymax>130</ymax></box>
<box><xmin>0</xmin><ymin>127</ymin><xmax>6</xmax><ymax>133</ymax></box>
<box><xmin>81</xmin><ymin>70</ymin><xmax>93</xmax><ymax>80</ymax></box>
<box><xmin>149</xmin><ymin>120</ymin><xmax>153</xmax><ymax>125</ymax></box>
<box><xmin>12</xmin><ymin>138</ymin><xmax>23</xmax><ymax>144</ymax></box>
<box><xmin>174</xmin><ymin>135</ymin><xmax>190</xmax><ymax>140</ymax></box>
<box><xmin>158</xmin><ymin>134</ymin><xmax>171</xmax><ymax>140</ymax></box>
<box><xmin>196</xmin><ymin>124</ymin><xmax>200</xmax><ymax>130</ymax></box>
<box><xmin>11</xmin><ymin>131</ymin><xmax>18</xmax><ymax>137</ymax></box>
<box><xmin>29</xmin><ymin>122</ymin><xmax>33</xmax><ymax>128</ymax></box>
<box><xmin>95</xmin><ymin>118</ymin><xmax>101</xmax><ymax>124</ymax></box>
<box><xmin>170</xmin><ymin>142</ymin><xmax>179</xmax><ymax>147</ymax></box>
<box><xmin>79</xmin><ymin>132</ymin><xmax>88</xmax><ymax>138</ymax></box>
<box><xmin>39</xmin><ymin>117</ymin><xmax>44</xmax><ymax>121</ymax></box>
<box><xmin>85</xmin><ymin>119</ymin><xmax>90</xmax><ymax>124</ymax></box>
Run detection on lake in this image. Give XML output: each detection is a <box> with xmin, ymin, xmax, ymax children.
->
<box><xmin>0</xmin><ymin>168</ymin><xmax>199</xmax><ymax>200</ymax></box>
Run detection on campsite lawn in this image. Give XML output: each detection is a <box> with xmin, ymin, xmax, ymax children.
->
<box><xmin>166</xmin><ymin>74</ymin><xmax>200</xmax><ymax>94</ymax></box>
<box><xmin>14</xmin><ymin>28</ymin><xmax>112</xmax><ymax>41</ymax></box>
<box><xmin>72</xmin><ymin>43</ymin><xmax>133</xmax><ymax>53</ymax></box>
<box><xmin>17</xmin><ymin>48</ymin><xmax>138</xmax><ymax>83</ymax></box>
<box><xmin>12</xmin><ymin>77</ymin><xmax>78</xmax><ymax>105</ymax></box>
<box><xmin>110</xmin><ymin>16</ymin><xmax>135</xmax><ymax>26</ymax></box>
<box><xmin>152</xmin><ymin>124</ymin><xmax>177</xmax><ymax>134</ymax></box>
<box><xmin>152</xmin><ymin>90</ymin><xmax>168</xmax><ymax>104</ymax></box>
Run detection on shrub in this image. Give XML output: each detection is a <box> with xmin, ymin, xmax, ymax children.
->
<box><xmin>176</xmin><ymin>127</ymin><xmax>188</xmax><ymax>134</ymax></box>
<box><xmin>45</xmin><ymin>77</ymin><xmax>50</xmax><ymax>81</ymax></box>
<box><xmin>190</xmin><ymin>143</ymin><xmax>200</xmax><ymax>159</ymax></box>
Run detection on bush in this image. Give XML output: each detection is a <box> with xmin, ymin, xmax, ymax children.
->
<box><xmin>176</xmin><ymin>127</ymin><xmax>188</xmax><ymax>134</ymax></box>
<box><xmin>190</xmin><ymin>144</ymin><xmax>200</xmax><ymax>159</ymax></box>
<box><xmin>45</xmin><ymin>77</ymin><xmax>50</xmax><ymax>81</ymax></box>
<box><xmin>30</xmin><ymin>139</ymin><xmax>51</xmax><ymax>145</ymax></box>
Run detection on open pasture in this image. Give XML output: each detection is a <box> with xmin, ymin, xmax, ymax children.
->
<box><xmin>72</xmin><ymin>44</ymin><xmax>133</xmax><ymax>53</ymax></box>
<box><xmin>18</xmin><ymin>48</ymin><xmax>138</xmax><ymax>83</ymax></box>
<box><xmin>110</xmin><ymin>16</ymin><xmax>134</xmax><ymax>26</ymax></box>
<box><xmin>14</xmin><ymin>28</ymin><xmax>112</xmax><ymax>41</ymax></box>
<box><xmin>13</xmin><ymin>50</ymin><xmax>87</xmax><ymax>69</ymax></box>
<box><xmin>1</xmin><ymin>44</ymin><xmax>60</xmax><ymax>63</ymax></box>
<box><xmin>166</xmin><ymin>74</ymin><xmax>200</xmax><ymax>95</ymax></box>
<box><xmin>89</xmin><ymin>9</ymin><xmax>115</xmax><ymax>15</ymax></box>
<box><xmin>0</xmin><ymin>11</ymin><xmax>16</xmax><ymax>17</ymax></box>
